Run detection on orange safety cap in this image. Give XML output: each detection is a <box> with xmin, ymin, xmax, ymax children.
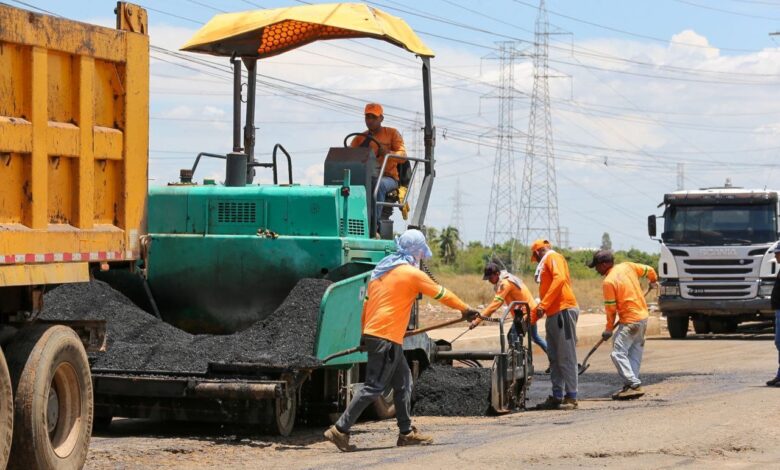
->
<box><xmin>530</xmin><ymin>239</ymin><xmax>551</xmax><ymax>262</ymax></box>
<box><xmin>364</xmin><ymin>103</ymin><xmax>384</xmax><ymax>116</ymax></box>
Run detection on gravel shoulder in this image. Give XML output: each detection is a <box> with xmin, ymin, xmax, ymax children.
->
<box><xmin>86</xmin><ymin>326</ymin><xmax>780</xmax><ymax>469</ymax></box>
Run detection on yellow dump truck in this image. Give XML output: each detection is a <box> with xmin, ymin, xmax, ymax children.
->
<box><xmin>0</xmin><ymin>3</ymin><xmax>148</xmax><ymax>469</ymax></box>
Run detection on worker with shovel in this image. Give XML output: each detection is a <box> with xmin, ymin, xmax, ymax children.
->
<box><xmin>471</xmin><ymin>263</ymin><xmax>549</xmax><ymax>360</ymax></box>
<box><xmin>589</xmin><ymin>250</ymin><xmax>657</xmax><ymax>400</ymax></box>
<box><xmin>324</xmin><ymin>229</ymin><xmax>478</xmax><ymax>452</ymax></box>
<box><xmin>529</xmin><ymin>239</ymin><xmax>580</xmax><ymax>410</ymax></box>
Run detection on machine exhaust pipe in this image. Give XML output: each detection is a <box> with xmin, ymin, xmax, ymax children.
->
<box><xmin>225</xmin><ymin>152</ymin><xmax>248</xmax><ymax>187</ymax></box>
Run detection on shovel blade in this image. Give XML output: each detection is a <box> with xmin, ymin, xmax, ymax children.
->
<box><xmin>577</xmin><ymin>363</ymin><xmax>590</xmax><ymax>376</ymax></box>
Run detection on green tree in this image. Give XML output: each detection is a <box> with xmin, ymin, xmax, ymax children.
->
<box><xmin>438</xmin><ymin>226</ymin><xmax>460</xmax><ymax>265</ymax></box>
<box><xmin>601</xmin><ymin>232</ymin><xmax>613</xmax><ymax>251</ymax></box>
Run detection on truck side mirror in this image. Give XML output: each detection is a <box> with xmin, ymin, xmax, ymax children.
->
<box><xmin>647</xmin><ymin>215</ymin><xmax>657</xmax><ymax>238</ymax></box>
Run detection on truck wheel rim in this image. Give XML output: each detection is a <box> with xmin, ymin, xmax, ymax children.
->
<box><xmin>47</xmin><ymin>362</ymin><xmax>82</xmax><ymax>458</ymax></box>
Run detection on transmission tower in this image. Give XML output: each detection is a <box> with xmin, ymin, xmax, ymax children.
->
<box><xmin>451</xmin><ymin>178</ymin><xmax>464</xmax><ymax>234</ymax></box>
<box><xmin>485</xmin><ymin>41</ymin><xmax>521</xmax><ymax>259</ymax></box>
<box><xmin>518</xmin><ymin>0</ymin><xmax>561</xmax><ymax>251</ymax></box>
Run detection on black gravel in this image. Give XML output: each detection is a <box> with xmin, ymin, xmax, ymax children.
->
<box><xmin>412</xmin><ymin>365</ymin><xmax>493</xmax><ymax>416</ymax></box>
<box><xmin>40</xmin><ymin>279</ymin><xmax>331</xmax><ymax>373</ymax></box>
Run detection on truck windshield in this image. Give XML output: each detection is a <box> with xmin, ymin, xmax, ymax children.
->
<box><xmin>662</xmin><ymin>203</ymin><xmax>777</xmax><ymax>245</ymax></box>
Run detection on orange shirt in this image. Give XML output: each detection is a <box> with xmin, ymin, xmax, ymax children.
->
<box><xmin>480</xmin><ymin>278</ymin><xmax>537</xmax><ymax>322</ymax></box>
<box><xmin>362</xmin><ymin>264</ymin><xmax>468</xmax><ymax>344</ymax></box>
<box><xmin>350</xmin><ymin>126</ymin><xmax>407</xmax><ymax>181</ymax></box>
<box><xmin>603</xmin><ymin>262</ymin><xmax>658</xmax><ymax>331</ymax></box>
<box><xmin>532</xmin><ymin>251</ymin><xmax>578</xmax><ymax>323</ymax></box>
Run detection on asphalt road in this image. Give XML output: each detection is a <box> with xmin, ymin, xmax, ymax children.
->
<box><xmin>86</xmin><ymin>324</ymin><xmax>780</xmax><ymax>469</ymax></box>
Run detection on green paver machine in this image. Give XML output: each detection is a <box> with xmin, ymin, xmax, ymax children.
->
<box><xmin>92</xmin><ymin>3</ymin><xmax>443</xmax><ymax>435</ymax></box>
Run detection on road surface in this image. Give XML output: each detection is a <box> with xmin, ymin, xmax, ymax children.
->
<box><xmin>87</xmin><ymin>324</ymin><xmax>779</xmax><ymax>469</ymax></box>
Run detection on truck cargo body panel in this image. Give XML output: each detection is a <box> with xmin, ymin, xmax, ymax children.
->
<box><xmin>0</xmin><ymin>3</ymin><xmax>148</xmax><ymax>279</ymax></box>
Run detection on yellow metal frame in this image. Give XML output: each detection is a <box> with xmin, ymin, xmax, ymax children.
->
<box><xmin>0</xmin><ymin>3</ymin><xmax>148</xmax><ymax>280</ymax></box>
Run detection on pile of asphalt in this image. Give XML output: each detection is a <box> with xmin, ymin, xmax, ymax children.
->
<box><xmin>40</xmin><ymin>279</ymin><xmax>331</xmax><ymax>373</ymax></box>
<box><xmin>412</xmin><ymin>365</ymin><xmax>492</xmax><ymax>416</ymax></box>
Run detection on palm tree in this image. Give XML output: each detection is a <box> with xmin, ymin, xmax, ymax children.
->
<box><xmin>438</xmin><ymin>226</ymin><xmax>461</xmax><ymax>265</ymax></box>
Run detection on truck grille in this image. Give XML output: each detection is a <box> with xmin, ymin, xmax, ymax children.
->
<box><xmin>682</xmin><ymin>258</ymin><xmax>753</xmax><ymax>276</ymax></box>
<box><xmin>685</xmin><ymin>283</ymin><xmax>752</xmax><ymax>298</ymax></box>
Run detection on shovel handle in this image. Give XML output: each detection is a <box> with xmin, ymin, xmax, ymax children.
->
<box><xmin>405</xmin><ymin>317</ymin><xmax>465</xmax><ymax>337</ymax></box>
<box><xmin>322</xmin><ymin>346</ymin><xmax>364</xmax><ymax>363</ymax></box>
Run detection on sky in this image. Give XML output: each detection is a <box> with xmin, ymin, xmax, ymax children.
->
<box><xmin>12</xmin><ymin>0</ymin><xmax>780</xmax><ymax>252</ymax></box>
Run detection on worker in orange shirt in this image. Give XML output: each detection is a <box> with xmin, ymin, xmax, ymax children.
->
<box><xmin>589</xmin><ymin>250</ymin><xmax>658</xmax><ymax>400</ymax></box>
<box><xmin>529</xmin><ymin>239</ymin><xmax>580</xmax><ymax>410</ymax></box>
<box><xmin>324</xmin><ymin>229</ymin><xmax>478</xmax><ymax>452</ymax></box>
<box><xmin>470</xmin><ymin>263</ymin><xmax>548</xmax><ymax>355</ymax></box>
<box><xmin>351</xmin><ymin>103</ymin><xmax>407</xmax><ymax>230</ymax></box>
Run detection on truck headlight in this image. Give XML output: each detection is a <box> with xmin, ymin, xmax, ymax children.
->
<box><xmin>660</xmin><ymin>285</ymin><xmax>680</xmax><ymax>296</ymax></box>
<box><xmin>759</xmin><ymin>282</ymin><xmax>775</xmax><ymax>297</ymax></box>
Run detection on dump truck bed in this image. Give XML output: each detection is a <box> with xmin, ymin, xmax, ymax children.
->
<box><xmin>0</xmin><ymin>3</ymin><xmax>148</xmax><ymax>285</ymax></box>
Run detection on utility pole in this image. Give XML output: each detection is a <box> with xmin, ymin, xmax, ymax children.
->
<box><xmin>485</xmin><ymin>41</ymin><xmax>521</xmax><ymax>268</ymax></box>
<box><xmin>519</xmin><ymin>0</ymin><xmax>561</xmax><ymax>253</ymax></box>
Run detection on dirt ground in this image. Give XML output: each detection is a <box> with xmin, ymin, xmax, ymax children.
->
<box><xmin>87</xmin><ymin>324</ymin><xmax>780</xmax><ymax>469</ymax></box>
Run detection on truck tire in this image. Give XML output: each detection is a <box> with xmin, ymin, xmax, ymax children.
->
<box><xmin>692</xmin><ymin>318</ymin><xmax>710</xmax><ymax>335</ymax></box>
<box><xmin>0</xmin><ymin>351</ymin><xmax>13</xmax><ymax>470</ymax></box>
<box><xmin>667</xmin><ymin>315</ymin><xmax>689</xmax><ymax>339</ymax></box>
<box><xmin>6</xmin><ymin>325</ymin><xmax>93</xmax><ymax>470</ymax></box>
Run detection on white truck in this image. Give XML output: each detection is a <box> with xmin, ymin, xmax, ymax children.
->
<box><xmin>648</xmin><ymin>183</ymin><xmax>779</xmax><ymax>338</ymax></box>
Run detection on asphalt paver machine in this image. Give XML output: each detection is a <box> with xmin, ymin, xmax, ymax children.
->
<box><xmin>92</xmin><ymin>2</ymin><xmax>446</xmax><ymax>435</ymax></box>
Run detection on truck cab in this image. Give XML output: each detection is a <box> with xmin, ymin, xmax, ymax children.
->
<box><xmin>648</xmin><ymin>183</ymin><xmax>779</xmax><ymax>338</ymax></box>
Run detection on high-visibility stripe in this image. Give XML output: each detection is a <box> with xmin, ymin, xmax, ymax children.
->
<box><xmin>604</xmin><ymin>300</ymin><xmax>617</xmax><ymax>305</ymax></box>
<box><xmin>434</xmin><ymin>286</ymin><xmax>446</xmax><ymax>300</ymax></box>
<box><xmin>642</xmin><ymin>266</ymin><xmax>648</xmax><ymax>277</ymax></box>
<box><xmin>494</xmin><ymin>295</ymin><xmax>505</xmax><ymax>303</ymax></box>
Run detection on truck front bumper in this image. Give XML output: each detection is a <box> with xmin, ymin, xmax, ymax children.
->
<box><xmin>659</xmin><ymin>296</ymin><xmax>774</xmax><ymax>317</ymax></box>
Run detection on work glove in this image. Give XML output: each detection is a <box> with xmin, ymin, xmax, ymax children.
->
<box><xmin>462</xmin><ymin>308</ymin><xmax>479</xmax><ymax>322</ymax></box>
<box><xmin>649</xmin><ymin>281</ymin><xmax>659</xmax><ymax>290</ymax></box>
<box><xmin>601</xmin><ymin>330</ymin><xmax>613</xmax><ymax>341</ymax></box>
<box><xmin>535</xmin><ymin>306</ymin><xmax>545</xmax><ymax>319</ymax></box>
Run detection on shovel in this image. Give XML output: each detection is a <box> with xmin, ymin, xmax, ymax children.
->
<box><xmin>322</xmin><ymin>317</ymin><xmax>467</xmax><ymax>363</ymax></box>
<box><xmin>577</xmin><ymin>285</ymin><xmax>655</xmax><ymax>376</ymax></box>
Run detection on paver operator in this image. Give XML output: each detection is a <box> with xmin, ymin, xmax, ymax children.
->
<box><xmin>471</xmin><ymin>263</ymin><xmax>550</xmax><ymax>366</ymax></box>
<box><xmin>589</xmin><ymin>250</ymin><xmax>658</xmax><ymax>400</ymax></box>
<box><xmin>350</xmin><ymin>103</ymin><xmax>408</xmax><ymax>228</ymax></box>
<box><xmin>324</xmin><ymin>229</ymin><xmax>479</xmax><ymax>452</ymax></box>
<box><xmin>767</xmin><ymin>242</ymin><xmax>780</xmax><ymax>388</ymax></box>
<box><xmin>529</xmin><ymin>239</ymin><xmax>580</xmax><ymax>410</ymax></box>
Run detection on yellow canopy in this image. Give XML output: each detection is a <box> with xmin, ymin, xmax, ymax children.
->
<box><xmin>180</xmin><ymin>2</ymin><xmax>434</xmax><ymax>59</ymax></box>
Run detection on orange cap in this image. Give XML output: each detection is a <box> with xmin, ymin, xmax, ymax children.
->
<box><xmin>530</xmin><ymin>239</ymin><xmax>551</xmax><ymax>262</ymax></box>
<box><xmin>364</xmin><ymin>103</ymin><xmax>384</xmax><ymax>116</ymax></box>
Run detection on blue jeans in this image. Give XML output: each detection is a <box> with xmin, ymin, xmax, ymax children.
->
<box><xmin>611</xmin><ymin>319</ymin><xmax>648</xmax><ymax>387</ymax></box>
<box><xmin>376</xmin><ymin>176</ymin><xmax>398</xmax><ymax>227</ymax></box>
<box><xmin>775</xmin><ymin>310</ymin><xmax>780</xmax><ymax>378</ymax></box>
